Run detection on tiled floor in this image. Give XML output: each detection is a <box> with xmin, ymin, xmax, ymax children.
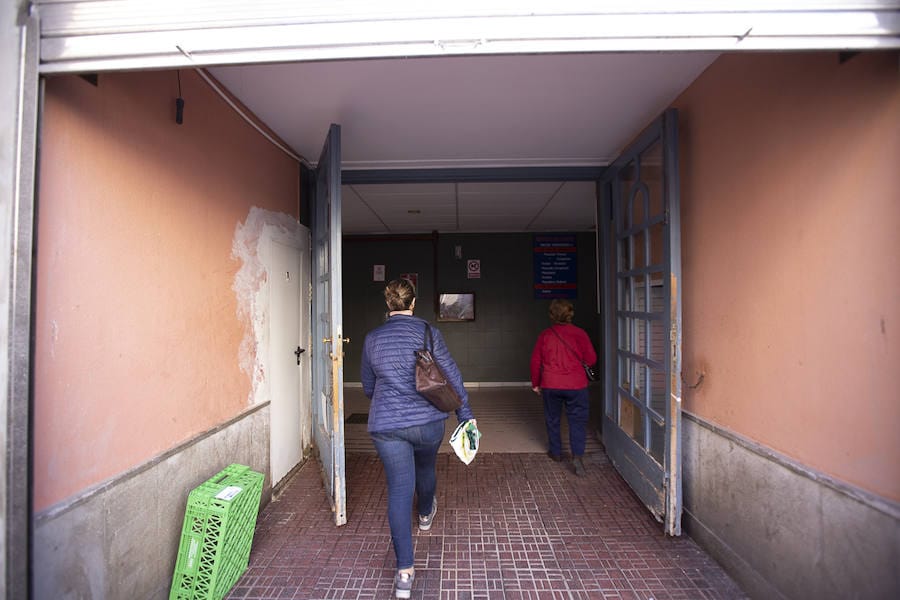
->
<box><xmin>226</xmin><ymin>451</ymin><xmax>748</xmax><ymax>600</ymax></box>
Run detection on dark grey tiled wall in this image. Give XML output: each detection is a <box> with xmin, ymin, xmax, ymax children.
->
<box><xmin>341</xmin><ymin>237</ymin><xmax>437</xmax><ymax>379</ymax></box>
<box><xmin>342</xmin><ymin>232</ymin><xmax>599</xmax><ymax>383</ymax></box>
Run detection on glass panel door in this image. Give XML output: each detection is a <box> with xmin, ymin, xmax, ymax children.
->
<box><xmin>600</xmin><ymin>109</ymin><xmax>682</xmax><ymax>535</ymax></box>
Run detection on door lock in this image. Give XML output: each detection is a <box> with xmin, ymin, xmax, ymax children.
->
<box><xmin>294</xmin><ymin>346</ymin><xmax>306</xmax><ymax>365</ymax></box>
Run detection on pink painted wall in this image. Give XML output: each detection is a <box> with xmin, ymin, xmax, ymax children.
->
<box><xmin>674</xmin><ymin>52</ymin><xmax>900</xmax><ymax>501</ymax></box>
<box><xmin>35</xmin><ymin>70</ymin><xmax>299</xmax><ymax>511</ymax></box>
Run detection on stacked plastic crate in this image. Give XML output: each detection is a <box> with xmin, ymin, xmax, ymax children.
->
<box><xmin>169</xmin><ymin>464</ymin><xmax>264</xmax><ymax>600</ymax></box>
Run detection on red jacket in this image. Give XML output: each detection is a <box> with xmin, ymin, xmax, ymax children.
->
<box><xmin>530</xmin><ymin>323</ymin><xmax>598</xmax><ymax>390</ymax></box>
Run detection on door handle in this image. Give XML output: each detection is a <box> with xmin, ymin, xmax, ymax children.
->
<box><xmin>294</xmin><ymin>347</ymin><xmax>306</xmax><ymax>365</ymax></box>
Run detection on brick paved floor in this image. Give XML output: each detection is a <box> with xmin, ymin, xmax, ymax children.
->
<box><xmin>226</xmin><ymin>452</ymin><xmax>747</xmax><ymax>600</ymax></box>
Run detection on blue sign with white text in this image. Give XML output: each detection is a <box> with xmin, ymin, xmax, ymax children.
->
<box><xmin>533</xmin><ymin>234</ymin><xmax>577</xmax><ymax>299</ymax></box>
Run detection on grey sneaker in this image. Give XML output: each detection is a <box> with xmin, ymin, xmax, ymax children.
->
<box><xmin>418</xmin><ymin>497</ymin><xmax>437</xmax><ymax>531</ymax></box>
<box><xmin>573</xmin><ymin>456</ymin><xmax>586</xmax><ymax>477</ymax></box>
<box><xmin>394</xmin><ymin>570</ymin><xmax>414</xmax><ymax>599</ymax></box>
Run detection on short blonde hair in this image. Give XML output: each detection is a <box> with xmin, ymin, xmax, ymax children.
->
<box><xmin>549</xmin><ymin>299</ymin><xmax>574</xmax><ymax>324</ymax></box>
<box><xmin>384</xmin><ymin>279</ymin><xmax>416</xmax><ymax>311</ymax></box>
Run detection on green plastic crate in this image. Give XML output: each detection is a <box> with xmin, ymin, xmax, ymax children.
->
<box><xmin>169</xmin><ymin>464</ymin><xmax>264</xmax><ymax>600</ymax></box>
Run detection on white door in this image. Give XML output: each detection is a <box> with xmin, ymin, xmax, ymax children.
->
<box><xmin>267</xmin><ymin>228</ymin><xmax>312</xmax><ymax>487</ymax></box>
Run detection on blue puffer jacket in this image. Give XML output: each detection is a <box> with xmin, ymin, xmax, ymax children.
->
<box><xmin>361</xmin><ymin>314</ymin><xmax>473</xmax><ymax>433</ymax></box>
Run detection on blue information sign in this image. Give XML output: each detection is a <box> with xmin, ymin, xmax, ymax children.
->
<box><xmin>533</xmin><ymin>234</ymin><xmax>577</xmax><ymax>299</ymax></box>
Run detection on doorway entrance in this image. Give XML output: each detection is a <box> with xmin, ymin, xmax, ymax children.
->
<box><xmin>337</xmin><ymin>115</ymin><xmax>683</xmax><ymax>532</ymax></box>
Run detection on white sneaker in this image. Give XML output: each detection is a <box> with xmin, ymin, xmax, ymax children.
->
<box><xmin>418</xmin><ymin>498</ymin><xmax>437</xmax><ymax>531</ymax></box>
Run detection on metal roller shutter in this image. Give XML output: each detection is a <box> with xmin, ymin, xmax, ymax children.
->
<box><xmin>34</xmin><ymin>0</ymin><xmax>900</xmax><ymax>74</ymax></box>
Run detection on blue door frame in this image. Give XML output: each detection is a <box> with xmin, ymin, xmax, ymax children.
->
<box><xmin>599</xmin><ymin>109</ymin><xmax>683</xmax><ymax>535</ymax></box>
<box><xmin>311</xmin><ymin>124</ymin><xmax>347</xmax><ymax>526</ymax></box>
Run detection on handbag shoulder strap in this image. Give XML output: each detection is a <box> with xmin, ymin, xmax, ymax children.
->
<box><xmin>549</xmin><ymin>325</ymin><xmax>586</xmax><ymax>367</ymax></box>
<box><xmin>423</xmin><ymin>322</ymin><xmax>434</xmax><ymax>352</ymax></box>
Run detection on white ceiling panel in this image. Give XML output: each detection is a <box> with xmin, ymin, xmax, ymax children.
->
<box><xmin>458</xmin><ymin>199</ymin><xmax>550</xmax><ymax>216</ymax></box>
<box><xmin>341</xmin><ymin>178</ymin><xmax>600</xmax><ymax>234</ymax></box>
<box><xmin>367</xmin><ymin>198</ymin><xmax>456</xmax><ymax>212</ymax></box>
<box><xmin>458</xmin><ymin>215</ymin><xmax>534</xmax><ymax>231</ymax></box>
<box><xmin>458</xmin><ymin>182</ymin><xmax>562</xmax><ymax>195</ymax></box>
<box><xmin>341</xmin><ymin>186</ymin><xmax>390</xmax><ymax>233</ymax></box>
<box><xmin>375</xmin><ymin>204</ymin><xmax>456</xmax><ymax>215</ymax></box>
<box><xmin>526</xmin><ymin>182</ymin><xmax>595</xmax><ymax>230</ymax></box>
<box><xmin>344</xmin><ymin>183</ymin><xmax>456</xmax><ymax>234</ymax></box>
<box><xmin>350</xmin><ymin>183</ymin><xmax>456</xmax><ymax>197</ymax></box>
<box><xmin>458</xmin><ymin>183</ymin><xmax>560</xmax><ymax>217</ymax></box>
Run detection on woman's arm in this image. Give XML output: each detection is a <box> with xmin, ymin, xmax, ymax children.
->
<box><xmin>430</xmin><ymin>326</ymin><xmax>474</xmax><ymax>422</ymax></box>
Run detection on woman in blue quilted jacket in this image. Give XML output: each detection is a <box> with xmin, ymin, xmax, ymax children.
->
<box><xmin>361</xmin><ymin>278</ymin><xmax>475</xmax><ymax>599</ymax></box>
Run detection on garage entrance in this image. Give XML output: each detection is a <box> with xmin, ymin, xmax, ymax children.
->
<box><xmin>7</xmin><ymin>2</ymin><xmax>900</xmax><ymax>587</ymax></box>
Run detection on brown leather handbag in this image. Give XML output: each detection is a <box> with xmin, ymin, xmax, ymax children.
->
<box><xmin>415</xmin><ymin>324</ymin><xmax>462</xmax><ymax>412</ymax></box>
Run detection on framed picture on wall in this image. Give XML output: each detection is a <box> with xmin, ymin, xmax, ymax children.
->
<box><xmin>437</xmin><ymin>293</ymin><xmax>476</xmax><ymax>322</ymax></box>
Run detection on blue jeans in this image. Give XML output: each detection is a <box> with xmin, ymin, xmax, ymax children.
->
<box><xmin>542</xmin><ymin>387</ymin><xmax>590</xmax><ymax>457</ymax></box>
<box><xmin>371</xmin><ymin>419</ymin><xmax>445</xmax><ymax>570</ymax></box>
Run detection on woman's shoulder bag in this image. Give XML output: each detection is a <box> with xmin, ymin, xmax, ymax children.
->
<box><xmin>415</xmin><ymin>323</ymin><xmax>463</xmax><ymax>411</ymax></box>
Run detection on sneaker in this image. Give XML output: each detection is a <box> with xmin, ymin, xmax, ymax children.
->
<box><xmin>418</xmin><ymin>497</ymin><xmax>437</xmax><ymax>531</ymax></box>
<box><xmin>394</xmin><ymin>570</ymin><xmax>414</xmax><ymax>599</ymax></box>
<box><xmin>547</xmin><ymin>451</ymin><xmax>562</xmax><ymax>462</ymax></box>
<box><xmin>573</xmin><ymin>456</ymin><xmax>586</xmax><ymax>477</ymax></box>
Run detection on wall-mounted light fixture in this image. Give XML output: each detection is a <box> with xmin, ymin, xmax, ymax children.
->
<box><xmin>175</xmin><ymin>70</ymin><xmax>185</xmax><ymax>125</ymax></box>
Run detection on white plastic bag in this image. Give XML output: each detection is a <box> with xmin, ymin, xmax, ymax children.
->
<box><xmin>449</xmin><ymin>420</ymin><xmax>481</xmax><ymax>465</ymax></box>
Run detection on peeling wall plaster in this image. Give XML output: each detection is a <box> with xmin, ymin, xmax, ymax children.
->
<box><xmin>34</xmin><ymin>69</ymin><xmax>300</xmax><ymax>511</ymax></box>
<box><xmin>232</xmin><ymin>206</ymin><xmax>303</xmax><ymax>405</ymax></box>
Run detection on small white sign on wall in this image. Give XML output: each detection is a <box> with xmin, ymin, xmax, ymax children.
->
<box><xmin>373</xmin><ymin>264</ymin><xmax>385</xmax><ymax>281</ymax></box>
<box><xmin>467</xmin><ymin>259</ymin><xmax>481</xmax><ymax>279</ymax></box>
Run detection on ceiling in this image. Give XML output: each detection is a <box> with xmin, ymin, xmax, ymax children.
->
<box><xmin>208</xmin><ymin>52</ymin><xmax>718</xmax><ymax>234</ymax></box>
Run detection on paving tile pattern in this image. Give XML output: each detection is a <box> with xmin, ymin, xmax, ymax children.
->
<box><xmin>227</xmin><ymin>453</ymin><xmax>747</xmax><ymax>600</ymax></box>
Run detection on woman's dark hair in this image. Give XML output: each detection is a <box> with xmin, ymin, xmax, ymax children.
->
<box><xmin>384</xmin><ymin>278</ymin><xmax>416</xmax><ymax>311</ymax></box>
<box><xmin>549</xmin><ymin>299</ymin><xmax>574</xmax><ymax>324</ymax></box>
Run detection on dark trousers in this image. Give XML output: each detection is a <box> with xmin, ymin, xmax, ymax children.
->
<box><xmin>371</xmin><ymin>419</ymin><xmax>445</xmax><ymax>570</ymax></box>
<box><xmin>542</xmin><ymin>387</ymin><xmax>590</xmax><ymax>457</ymax></box>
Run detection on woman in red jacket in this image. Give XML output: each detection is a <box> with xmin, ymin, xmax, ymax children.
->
<box><xmin>530</xmin><ymin>299</ymin><xmax>598</xmax><ymax>476</ymax></box>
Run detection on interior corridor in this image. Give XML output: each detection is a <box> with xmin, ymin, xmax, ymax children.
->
<box><xmin>343</xmin><ymin>387</ymin><xmax>605</xmax><ymax>456</ymax></box>
<box><xmin>224</xmin><ymin>387</ymin><xmax>746</xmax><ymax>599</ymax></box>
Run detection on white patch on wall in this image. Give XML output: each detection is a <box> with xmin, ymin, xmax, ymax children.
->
<box><xmin>232</xmin><ymin>206</ymin><xmax>302</xmax><ymax>405</ymax></box>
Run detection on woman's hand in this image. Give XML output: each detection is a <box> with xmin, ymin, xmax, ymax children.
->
<box><xmin>532</xmin><ymin>386</ymin><xmax>541</xmax><ymax>394</ymax></box>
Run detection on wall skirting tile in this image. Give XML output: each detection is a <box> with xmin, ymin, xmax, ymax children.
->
<box><xmin>33</xmin><ymin>405</ymin><xmax>271</xmax><ymax>600</ymax></box>
<box><xmin>682</xmin><ymin>412</ymin><xmax>900</xmax><ymax>600</ymax></box>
